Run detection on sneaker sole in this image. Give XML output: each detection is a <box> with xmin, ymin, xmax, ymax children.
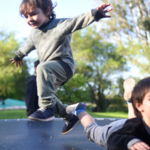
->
<box><xmin>28</xmin><ymin>116</ymin><xmax>55</xmax><ymax>122</ymax></box>
<box><xmin>66</xmin><ymin>102</ymin><xmax>87</xmax><ymax>114</ymax></box>
<box><xmin>61</xmin><ymin>120</ymin><xmax>80</xmax><ymax>135</ymax></box>
<box><xmin>123</xmin><ymin>78</ymin><xmax>136</xmax><ymax>101</ymax></box>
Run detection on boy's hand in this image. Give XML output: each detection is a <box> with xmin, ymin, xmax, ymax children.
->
<box><xmin>10</xmin><ymin>59</ymin><xmax>25</xmax><ymax>67</ymax></box>
<box><xmin>97</xmin><ymin>3</ymin><xmax>113</xmax><ymax>18</ymax></box>
<box><xmin>131</xmin><ymin>142</ymin><xmax>150</xmax><ymax>150</ymax></box>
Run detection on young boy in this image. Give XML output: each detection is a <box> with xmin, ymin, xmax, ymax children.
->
<box><xmin>10</xmin><ymin>0</ymin><xmax>113</xmax><ymax>134</ymax></box>
<box><xmin>66</xmin><ymin>77</ymin><xmax>150</xmax><ymax>150</ymax></box>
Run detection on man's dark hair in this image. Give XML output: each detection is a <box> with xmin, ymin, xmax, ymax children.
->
<box><xmin>34</xmin><ymin>60</ymin><xmax>40</xmax><ymax>68</ymax></box>
<box><xmin>131</xmin><ymin>77</ymin><xmax>150</xmax><ymax>117</ymax></box>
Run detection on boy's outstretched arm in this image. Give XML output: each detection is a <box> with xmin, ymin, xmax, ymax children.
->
<box><xmin>61</xmin><ymin>3</ymin><xmax>113</xmax><ymax>35</ymax></box>
<box><xmin>10</xmin><ymin>55</ymin><xmax>24</xmax><ymax>67</ymax></box>
<box><xmin>97</xmin><ymin>3</ymin><xmax>113</xmax><ymax>18</ymax></box>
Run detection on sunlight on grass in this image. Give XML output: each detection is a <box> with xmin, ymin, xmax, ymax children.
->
<box><xmin>87</xmin><ymin>110</ymin><xmax>128</xmax><ymax>119</ymax></box>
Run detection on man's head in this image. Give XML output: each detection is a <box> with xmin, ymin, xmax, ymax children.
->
<box><xmin>20</xmin><ymin>0</ymin><xmax>56</xmax><ymax>28</ymax></box>
<box><xmin>131</xmin><ymin>77</ymin><xmax>150</xmax><ymax>119</ymax></box>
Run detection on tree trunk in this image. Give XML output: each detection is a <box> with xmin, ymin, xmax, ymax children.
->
<box><xmin>1</xmin><ymin>96</ymin><xmax>5</xmax><ymax>105</ymax></box>
<box><xmin>88</xmin><ymin>84</ymin><xmax>104</xmax><ymax>112</ymax></box>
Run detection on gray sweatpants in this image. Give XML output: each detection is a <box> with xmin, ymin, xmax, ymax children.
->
<box><xmin>84</xmin><ymin>119</ymin><xmax>127</xmax><ymax>148</ymax></box>
<box><xmin>36</xmin><ymin>60</ymin><xmax>73</xmax><ymax>121</ymax></box>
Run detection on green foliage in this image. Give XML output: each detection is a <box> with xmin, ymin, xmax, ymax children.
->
<box><xmin>116</xmin><ymin>77</ymin><xmax>125</xmax><ymax>98</ymax></box>
<box><xmin>71</xmin><ymin>26</ymin><xmax>127</xmax><ymax>111</ymax></box>
<box><xmin>107</xmin><ymin>104</ymin><xmax>127</xmax><ymax>112</ymax></box>
<box><xmin>56</xmin><ymin>74</ymin><xmax>90</xmax><ymax>104</ymax></box>
<box><xmin>116</xmin><ymin>42</ymin><xmax>150</xmax><ymax>74</ymax></box>
<box><xmin>94</xmin><ymin>0</ymin><xmax>150</xmax><ymax>75</ymax></box>
<box><xmin>143</xmin><ymin>18</ymin><xmax>150</xmax><ymax>31</ymax></box>
<box><xmin>0</xmin><ymin>32</ymin><xmax>30</xmax><ymax>100</ymax></box>
<box><xmin>106</xmin><ymin>95</ymin><xmax>128</xmax><ymax>112</ymax></box>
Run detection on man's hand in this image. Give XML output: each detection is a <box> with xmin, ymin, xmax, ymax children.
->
<box><xmin>97</xmin><ymin>3</ymin><xmax>113</xmax><ymax>18</ymax></box>
<box><xmin>10</xmin><ymin>59</ymin><xmax>25</xmax><ymax>67</ymax></box>
<box><xmin>131</xmin><ymin>142</ymin><xmax>150</xmax><ymax>150</ymax></box>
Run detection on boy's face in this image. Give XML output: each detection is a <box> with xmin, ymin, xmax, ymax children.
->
<box><xmin>25</xmin><ymin>7</ymin><xmax>50</xmax><ymax>29</ymax></box>
<box><xmin>136</xmin><ymin>91</ymin><xmax>150</xmax><ymax>122</ymax></box>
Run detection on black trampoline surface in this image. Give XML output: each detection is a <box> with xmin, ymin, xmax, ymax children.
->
<box><xmin>0</xmin><ymin>118</ymin><xmax>117</xmax><ymax>150</ymax></box>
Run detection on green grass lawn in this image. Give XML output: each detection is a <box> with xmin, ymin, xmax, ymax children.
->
<box><xmin>0</xmin><ymin>109</ymin><xmax>128</xmax><ymax>120</ymax></box>
<box><xmin>87</xmin><ymin>110</ymin><xmax>128</xmax><ymax>119</ymax></box>
<box><xmin>0</xmin><ymin>109</ymin><xmax>27</xmax><ymax>120</ymax></box>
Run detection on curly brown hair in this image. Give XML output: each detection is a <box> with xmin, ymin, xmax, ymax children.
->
<box><xmin>131</xmin><ymin>77</ymin><xmax>150</xmax><ymax>117</ymax></box>
<box><xmin>20</xmin><ymin>0</ymin><xmax>56</xmax><ymax>19</ymax></box>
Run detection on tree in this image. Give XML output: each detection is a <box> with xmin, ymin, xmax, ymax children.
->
<box><xmin>56</xmin><ymin>74</ymin><xmax>91</xmax><ymax>104</ymax></box>
<box><xmin>0</xmin><ymin>32</ymin><xmax>30</xmax><ymax>100</ymax></box>
<box><xmin>71</xmin><ymin>26</ymin><xmax>127</xmax><ymax>111</ymax></box>
<box><xmin>93</xmin><ymin>0</ymin><xmax>150</xmax><ymax>75</ymax></box>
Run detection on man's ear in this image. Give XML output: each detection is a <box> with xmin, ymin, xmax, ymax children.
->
<box><xmin>135</xmin><ymin>101</ymin><xmax>143</xmax><ymax>112</ymax></box>
<box><xmin>46</xmin><ymin>7</ymin><xmax>52</xmax><ymax>17</ymax></box>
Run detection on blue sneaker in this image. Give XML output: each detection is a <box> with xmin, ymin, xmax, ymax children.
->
<box><xmin>66</xmin><ymin>102</ymin><xmax>87</xmax><ymax>116</ymax></box>
<box><xmin>28</xmin><ymin>107</ymin><xmax>55</xmax><ymax>122</ymax></box>
<box><xmin>61</xmin><ymin>115</ymin><xmax>80</xmax><ymax>135</ymax></box>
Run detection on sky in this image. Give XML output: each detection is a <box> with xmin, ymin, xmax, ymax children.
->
<box><xmin>0</xmin><ymin>0</ymin><xmax>143</xmax><ymax>78</ymax></box>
